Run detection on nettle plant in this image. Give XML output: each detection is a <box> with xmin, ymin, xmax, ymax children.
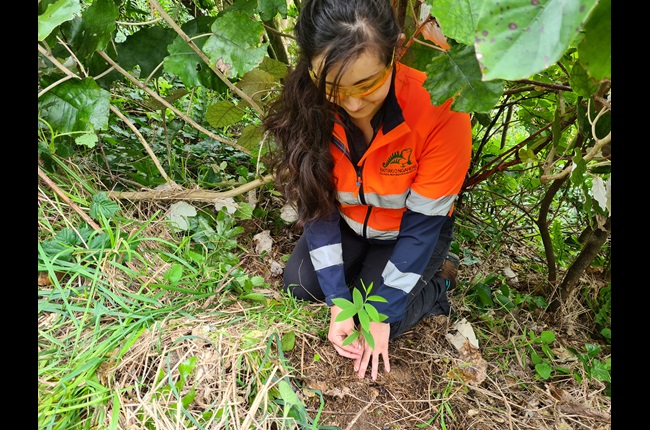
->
<box><xmin>332</xmin><ymin>281</ymin><xmax>387</xmax><ymax>350</ymax></box>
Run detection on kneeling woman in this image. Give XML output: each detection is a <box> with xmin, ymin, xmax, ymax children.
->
<box><xmin>263</xmin><ymin>0</ymin><xmax>472</xmax><ymax>380</ymax></box>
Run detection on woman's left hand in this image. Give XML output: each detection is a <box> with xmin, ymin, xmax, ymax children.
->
<box><xmin>354</xmin><ymin>321</ymin><xmax>391</xmax><ymax>380</ymax></box>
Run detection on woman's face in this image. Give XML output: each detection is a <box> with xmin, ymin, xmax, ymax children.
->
<box><xmin>311</xmin><ymin>50</ymin><xmax>393</xmax><ymax>122</ymax></box>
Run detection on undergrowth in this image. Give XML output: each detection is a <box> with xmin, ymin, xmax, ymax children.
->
<box><xmin>38</xmin><ymin>156</ymin><xmax>610</xmax><ymax>429</ymax></box>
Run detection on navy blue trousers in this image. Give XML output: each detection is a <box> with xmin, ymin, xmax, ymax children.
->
<box><xmin>283</xmin><ymin>215</ymin><xmax>454</xmax><ymax>339</ymax></box>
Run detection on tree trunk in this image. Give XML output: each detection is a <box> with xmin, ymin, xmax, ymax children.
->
<box><xmin>535</xmin><ymin>176</ymin><xmax>567</xmax><ymax>287</ymax></box>
<box><xmin>549</xmin><ymin>215</ymin><xmax>611</xmax><ymax>312</ymax></box>
<box><xmin>264</xmin><ymin>18</ymin><xmax>289</xmax><ymax>65</ymax></box>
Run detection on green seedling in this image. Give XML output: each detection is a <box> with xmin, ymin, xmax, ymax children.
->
<box><xmin>331</xmin><ymin>281</ymin><xmax>388</xmax><ymax>350</ymax></box>
<box><xmin>567</xmin><ymin>343</ymin><xmax>611</xmax><ymax>396</ymax></box>
<box><xmin>522</xmin><ymin>329</ymin><xmax>571</xmax><ymax>380</ymax></box>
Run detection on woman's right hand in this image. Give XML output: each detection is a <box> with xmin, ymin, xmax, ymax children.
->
<box><xmin>328</xmin><ymin>305</ymin><xmax>364</xmax><ymax>360</ymax></box>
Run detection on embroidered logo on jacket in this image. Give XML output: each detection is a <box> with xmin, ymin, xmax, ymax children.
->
<box><xmin>380</xmin><ymin>148</ymin><xmax>416</xmax><ymax>176</ymax></box>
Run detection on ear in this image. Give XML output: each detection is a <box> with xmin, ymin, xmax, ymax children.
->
<box><xmin>398</xmin><ymin>33</ymin><xmax>407</xmax><ymax>45</ymax></box>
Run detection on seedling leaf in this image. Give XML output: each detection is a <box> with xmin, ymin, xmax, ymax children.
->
<box><xmin>358</xmin><ymin>308</ymin><xmax>369</xmax><ymax>328</ymax></box>
<box><xmin>366</xmin><ymin>304</ymin><xmax>380</xmax><ymax>322</ymax></box>
<box><xmin>341</xmin><ymin>330</ymin><xmax>359</xmax><ymax>346</ymax></box>
<box><xmin>352</xmin><ymin>288</ymin><xmax>364</xmax><ymax>310</ymax></box>
<box><xmin>331</xmin><ymin>297</ymin><xmax>353</xmax><ymax>309</ymax></box>
<box><xmin>335</xmin><ymin>306</ymin><xmax>358</xmax><ymax>322</ymax></box>
<box><xmin>367</xmin><ymin>294</ymin><xmax>388</xmax><ymax>303</ymax></box>
<box><xmin>535</xmin><ymin>363</ymin><xmax>552</xmax><ymax>380</ymax></box>
<box><xmin>361</xmin><ymin>327</ymin><xmax>374</xmax><ymax>350</ymax></box>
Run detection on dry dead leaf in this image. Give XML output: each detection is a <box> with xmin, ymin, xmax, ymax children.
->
<box><xmin>280</xmin><ymin>202</ymin><xmax>298</xmax><ymax>223</ymax></box>
<box><xmin>421</xmin><ymin>17</ymin><xmax>450</xmax><ymax>51</ymax></box>
<box><xmin>253</xmin><ymin>230</ymin><xmax>273</xmax><ymax>255</ymax></box>
<box><xmin>448</xmin><ymin>340</ymin><xmax>488</xmax><ymax>386</ymax></box>
<box><xmin>39</xmin><ymin>271</ymin><xmax>65</xmax><ymax>286</ymax></box>
<box><xmin>324</xmin><ymin>387</ymin><xmax>350</xmax><ymax>398</ymax></box>
<box><xmin>446</xmin><ymin>318</ymin><xmax>479</xmax><ymax>350</ymax></box>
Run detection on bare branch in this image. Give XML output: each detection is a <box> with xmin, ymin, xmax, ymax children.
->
<box><xmin>108</xmin><ymin>175</ymin><xmax>275</xmax><ymax>202</ymax></box>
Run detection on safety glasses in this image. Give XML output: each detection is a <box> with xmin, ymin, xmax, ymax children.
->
<box><xmin>309</xmin><ymin>50</ymin><xmax>395</xmax><ymax>99</ymax></box>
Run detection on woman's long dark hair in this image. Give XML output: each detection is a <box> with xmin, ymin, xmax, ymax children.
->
<box><xmin>263</xmin><ymin>0</ymin><xmax>401</xmax><ymax>226</ymax></box>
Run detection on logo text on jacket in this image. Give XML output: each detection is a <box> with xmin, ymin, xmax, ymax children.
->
<box><xmin>379</xmin><ymin>148</ymin><xmax>416</xmax><ymax>176</ymax></box>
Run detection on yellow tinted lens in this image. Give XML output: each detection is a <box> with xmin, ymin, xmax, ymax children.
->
<box><xmin>325</xmin><ymin>67</ymin><xmax>391</xmax><ymax>99</ymax></box>
<box><xmin>312</xmin><ymin>50</ymin><xmax>395</xmax><ymax>99</ymax></box>
<box><xmin>346</xmin><ymin>68</ymin><xmax>392</xmax><ymax>97</ymax></box>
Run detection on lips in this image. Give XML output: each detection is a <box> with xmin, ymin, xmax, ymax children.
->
<box><xmin>346</xmin><ymin>106</ymin><xmax>366</xmax><ymax>114</ymax></box>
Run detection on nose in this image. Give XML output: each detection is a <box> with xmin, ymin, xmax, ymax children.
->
<box><xmin>341</xmin><ymin>95</ymin><xmax>364</xmax><ymax>111</ymax></box>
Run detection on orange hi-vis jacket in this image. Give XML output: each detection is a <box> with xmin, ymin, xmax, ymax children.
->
<box><xmin>304</xmin><ymin>62</ymin><xmax>472</xmax><ymax>323</ymax></box>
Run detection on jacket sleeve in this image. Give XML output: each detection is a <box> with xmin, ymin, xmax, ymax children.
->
<box><xmin>303</xmin><ymin>211</ymin><xmax>352</xmax><ymax>306</ymax></box>
<box><xmin>371</xmin><ymin>210</ymin><xmax>447</xmax><ymax>322</ymax></box>
<box><xmin>372</xmin><ymin>107</ymin><xmax>472</xmax><ymax>323</ymax></box>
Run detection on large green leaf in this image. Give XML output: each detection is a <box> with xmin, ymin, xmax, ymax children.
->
<box><xmin>67</xmin><ymin>0</ymin><xmax>118</xmax><ymax>60</ymax></box>
<box><xmin>423</xmin><ymin>44</ymin><xmax>504</xmax><ymax>113</ymax></box>
<box><xmin>257</xmin><ymin>0</ymin><xmax>288</xmax><ymax>21</ymax></box>
<box><xmin>475</xmin><ymin>0</ymin><xmax>598</xmax><ymax>81</ymax></box>
<box><xmin>38</xmin><ymin>77</ymin><xmax>110</xmax><ymax>133</ymax></box>
<box><xmin>238</xmin><ymin>124</ymin><xmax>265</xmax><ymax>155</ymax></box>
<box><xmin>428</xmin><ymin>0</ymin><xmax>482</xmax><ymax>46</ymax></box>
<box><xmin>205</xmin><ymin>100</ymin><xmax>246</xmax><ymax>128</ymax></box>
<box><xmin>38</xmin><ymin>0</ymin><xmax>81</xmax><ymax>41</ymax></box>
<box><xmin>164</xmin><ymin>17</ymin><xmax>227</xmax><ymax>91</ymax></box>
<box><xmin>202</xmin><ymin>10</ymin><xmax>269</xmax><ymax>79</ymax></box>
<box><xmin>578</xmin><ymin>0</ymin><xmax>610</xmax><ymax>80</ymax></box>
<box><xmin>117</xmin><ymin>26</ymin><xmax>177</xmax><ymax>79</ymax></box>
<box><xmin>258</xmin><ymin>56</ymin><xmax>288</xmax><ymax>81</ymax></box>
<box><xmin>236</xmin><ymin>68</ymin><xmax>277</xmax><ymax>105</ymax></box>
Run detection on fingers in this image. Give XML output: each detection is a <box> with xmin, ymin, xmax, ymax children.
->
<box><xmin>328</xmin><ymin>330</ymin><xmax>363</xmax><ymax>359</ymax></box>
<box><xmin>332</xmin><ymin>341</ymin><xmax>363</xmax><ymax>360</ymax></box>
<box><xmin>383</xmin><ymin>352</ymin><xmax>391</xmax><ymax>374</ymax></box>
<box><xmin>356</xmin><ymin>347</ymin><xmax>390</xmax><ymax>380</ymax></box>
<box><xmin>327</xmin><ymin>307</ymin><xmax>364</xmax><ymax>359</ymax></box>
<box><xmin>355</xmin><ymin>323</ymin><xmax>391</xmax><ymax>379</ymax></box>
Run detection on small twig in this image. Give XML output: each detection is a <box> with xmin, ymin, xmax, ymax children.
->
<box><xmin>344</xmin><ymin>389</ymin><xmax>378</xmax><ymax>430</ymax></box>
<box><xmin>541</xmin><ymin>100</ymin><xmax>611</xmax><ymax>183</ymax></box>
<box><xmin>38</xmin><ymin>166</ymin><xmax>101</xmax><ymax>231</ymax></box>
<box><xmin>37</xmin><ymin>44</ymin><xmax>80</xmax><ymax>97</ymax></box>
<box><xmin>241</xmin><ymin>366</ymin><xmax>280</xmax><ymax>429</ymax></box>
<box><xmin>481</xmin><ymin>373</ymin><xmax>516</xmax><ymax>430</ymax></box>
<box><xmin>411</xmin><ymin>37</ymin><xmax>446</xmax><ymax>52</ymax></box>
<box><xmin>109</xmin><ymin>104</ymin><xmax>179</xmax><ymax>188</ymax></box>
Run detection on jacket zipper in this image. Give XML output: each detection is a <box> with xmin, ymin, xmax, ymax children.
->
<box><xmin>332</xmin><ymin>135</ymin><xmax>371</xmax><ymax>238</ymax></box>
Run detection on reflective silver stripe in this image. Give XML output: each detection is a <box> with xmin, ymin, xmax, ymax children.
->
<box><xmin>337</xmin><ymin>191</ymin><xmax>359</xmax><ymax>205</ymax></box>
<box><xmin>340</xmin><ymin>214</ymin><xmax>399</xmax><ymax>240</ymax></box>
<box><xmin>365</xmin><ymin>224</ymin><xmax>399</xmax><ymax>240</ymax></box>
<box><xmin>340</xmin><ymin>214</ymin><xmax>363</xmax><ymax>235</ymax></box>
<box><xmin>338</xmin><ymin>190</ymin><xmax>409</xmax><ymax>208</ymax></box>
<box><xmin>407</xmin><ymin>190</ymin><xmax>457</xmax><ymax>216</ymax></box>
<box><xmin>364</xmin><ymin>191</ymin><xmax>409</xmax><ymax>208</ymax></box>
<box><xmin>309</xmin><ymin>243</ymin><xmax>343</xmax><ymax>271</ymax></box>
<box><xmin>382</xmin><ymin>260</ymin><xmax>420</xmax><ymax>293</ymax></box>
